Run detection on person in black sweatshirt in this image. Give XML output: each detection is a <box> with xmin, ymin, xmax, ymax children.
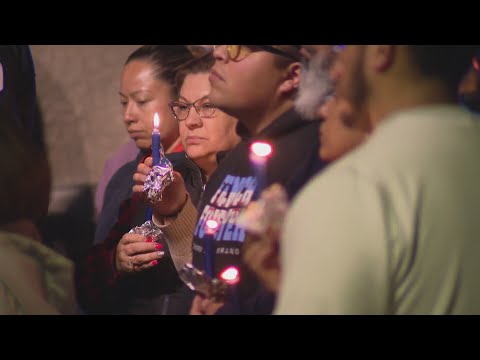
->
<box><xmin>134</xmin><ymin>45</ymin><xmax>327</xmax><ymax>314</ymax></box>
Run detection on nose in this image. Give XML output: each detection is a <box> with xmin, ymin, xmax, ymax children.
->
<box><xmin>318</xmin><ymin>96</ymin><xmax>334</xmax><ymax>120</ymax></box>
<box><xmin>184</xmin><ymin>109</ymin><xmax>203</xmax><ymax>130</ymax></box>
<box><xmin>123</xmin><ymin>100</ymin><xmax>136</xmax><ymax>124</ymax></box>
<box><xmin>213</xmin><ymin>45</ymin><xmax>228</xmax><ymax>62</ymax></box>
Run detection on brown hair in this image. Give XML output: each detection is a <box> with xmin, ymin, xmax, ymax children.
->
<box><xmin>408</xmin><ymin>45</ymin><xmax>480</xmax><ymax>91</ymax></box>
<box><xmin>126</xmin><ymin>45</ymin><xmax>194</xmax><ymax>97</ymax></box>
<box><xmin>174</xmin><ymin>53</ymin><xmax>215</xmax><ymax>97</ymax></box>
<box><xmin>0</xmin><ymin>118</ymin><xmax>51</xmax><ymax>225</ymax></box>
<box><xmin>271</xmin><ymin>45</ymin><xmax>303</xmax><ymax>68</ymax></box>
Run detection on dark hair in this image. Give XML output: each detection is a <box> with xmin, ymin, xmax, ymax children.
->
<box><xmin>0</xmin><ymin>118</ymin><xmax>51</xmax><ymax>225</ymax></box>
<box><xmin>271</xmin><ymin>45</ymin><xmax>302</xmax><ymax>68</ymax></box>
<box><xmin>408</xmin><ymin>45</ymin><xmax>480</xmax><ymax>91</ymax></box>
<box><xmin>174</xmin><ymin>53</ymin><xmax>215</xmax><ymax>97</ymax></box>
<box><xmin>126</xmin><ymin>45</ymin><xmax>194</xmax><ymax>96</ymax></box>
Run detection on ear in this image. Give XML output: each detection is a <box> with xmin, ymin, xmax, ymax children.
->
<box><xmin>279</xmin><ymin>62</ymin><xmax>301</xmax><ymax>94</ymax></box>
<box><xmin>371</xmin><ymin>45</ymin><xmax>395</xmax><ymax>72</ymax></box>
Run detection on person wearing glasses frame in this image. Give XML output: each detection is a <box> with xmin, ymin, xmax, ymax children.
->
<box><xmin>78</xmin><ymin>53</ymin><xmax>240</xmax><ymax>315</ymax></box>
<box><xmin>212</xmin><ymin>45</ymin><xmax>302</xmax><ymax>62</ymax></box>
<box><xmin>133</xmin><ymin>45</ymin><xmax>328</xmax><ymax>315</ymax></box>
<box><xmin>242</xmin><ymin>45</ymin><xmax>370</xmax><ymax>297</ymax></box>
<box><xmin>110</xmin><ymin>54</ymin><xmax>240</xmax><ymax>314</ymax></box>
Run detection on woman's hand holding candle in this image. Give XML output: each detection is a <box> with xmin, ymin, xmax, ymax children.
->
<box><xmin>133</xmin><ymin>157</ymin><xmax>188</xmax><ymax>217</ymax></box>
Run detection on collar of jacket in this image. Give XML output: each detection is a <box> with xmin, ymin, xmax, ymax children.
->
<box><xmin>234</xmin><ymin>108</ymin><xmax>319</xmax><ymax>142</ymax></box>
<box><xmin>255</xmin><ymin>108</ymin><xmax>319</xmax><ymax>142</ymax></box>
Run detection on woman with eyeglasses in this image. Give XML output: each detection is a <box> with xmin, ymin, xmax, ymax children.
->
<box><xmin>76</xmin><ymin>53</ymin><xmax>240</xmax><ymax>314</ymax></box>
<box><xmin>133</xmin><ymin>45</ymin><xmax>328</xmax><ymax>315</ymax></box>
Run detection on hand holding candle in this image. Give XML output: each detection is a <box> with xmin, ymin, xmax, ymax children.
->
<box><xmin>178</xmin><ymin>263</ymin><xmax>229</xmax><ymax>302</ymax></box>
<box><xmin>219</xmin><ymin>266</ymin><xmax>240</xmax><ymax>285</ymax></box>
<box><xmin>143</xmin><ymin>112</ymin><xmax>175</xmax><ymax>204</ymax></box>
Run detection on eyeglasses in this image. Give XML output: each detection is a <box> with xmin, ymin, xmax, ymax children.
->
<box><xmin>213</xmin><ymin>45</ymin><xmax>300</xmax><ymax>62</ymax></box>
<box><xmin>169</xmin><ymin>97</ymin><xmax>216</xmax><ymax>121</ymax></box>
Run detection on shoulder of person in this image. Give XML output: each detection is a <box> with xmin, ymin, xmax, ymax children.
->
<box><xmin>166</xmin><ymin>151</ymin><xmax>187</xmax><ymax>165</ymax></box>
<box><xmin>167</xmin><ymin>152</ymin><xmax>200</xmax><ymax>177</ymax></box>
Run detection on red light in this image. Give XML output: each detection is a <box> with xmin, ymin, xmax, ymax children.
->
<box><xmin>219</xmin><ymin>266</ymin><xmax>240</xmax><ymax>285</ymax></box>
<box><xmin>473</xmin><ymin>57</ymin><xmax>479</xmax><ymax>72</ymax></box>
<box><xmin>205</xmin><ymin>220</ymin><xmax>219</xmax><ymax>235</ymax></box>
<box><xmin>250</xmin><ymin>142</ymin><xmax>273</xmax><ymax>158</ymax></box>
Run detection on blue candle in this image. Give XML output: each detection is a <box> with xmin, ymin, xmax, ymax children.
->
<box><xmin>204</xmin><ymin>219</ymin><xmax>218</xmax><ymax>277</ymax></box>
<box><xmin>146</xmin><ymin>112</ymin><xmax>161</xmax><ymax>221</ymax></box>
<box><xmin>152</xmin><ymin>112</ymin><xmax>161</xmax><ymax>166</ymax></box>
<box><xmin>219</xmin><ymin>266</ymin><xmax>240</xmax><ymax>309</ymax></box>
<box><xmin>249</xmin><ymin>141</ymin><xmax>273</xmax><ymax>199</ymax></box>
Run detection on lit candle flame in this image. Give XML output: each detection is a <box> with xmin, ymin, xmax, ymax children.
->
<box><xmin>153</xmin><ymin>112</ymin><xmax>160</xmax><ymax>131</ymax></box>
<box><xmin>205</xmin><ymin>219</ymin><xmax>219</xmax><ymax>235</ymax></box>
<box><xmin>220</xmin><ymin>266</ymin><xmax>240</xmax><ymax>285</ymax></box>
<box><xmin>251</xmin><ymin>142</ymin><xmax>273</xmax><ymax>158</ymax></box>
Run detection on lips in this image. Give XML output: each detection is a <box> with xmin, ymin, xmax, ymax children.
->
<box><xmin>209</xmin><ymin>69</ymin><xmax>224</xmax><ymax>82</ymax></box>
<box><xmin>185</xmin><ymin>136</ymin><xmax>205</xmax><ymax>145</ymax></box>
<box><xmin>128</xmin><ymin>130</ymin><xmax>144</xmax><ymax>139</ymax></box>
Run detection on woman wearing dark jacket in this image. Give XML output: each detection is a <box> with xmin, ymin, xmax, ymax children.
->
<box><xmin>134</xmin><ymin>46</ymin><xmax>327</xmax><ymax>315</ymax></box>
<box><xmin>75</xmin><ymin>54</ymin><xmax>240</xmax><ymax>314</ymax></box>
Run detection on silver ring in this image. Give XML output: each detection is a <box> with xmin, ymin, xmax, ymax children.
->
<box><xmin>129</xmin><ymin>256</ymin><xmax>133</xmax><ymax>267</ymax></box>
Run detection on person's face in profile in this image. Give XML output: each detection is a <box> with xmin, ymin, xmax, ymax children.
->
<box><xmin>208</xmin><ymin>45</ymin><xmax>297</xmax><ymax>118</ymax></box>
<box><xmin>317</xmin><ymin>96</ymin><xmax>367</xmax><ymax>162</ymax></box>
<box><xmin>330</xmin><ymin>45</ymin><xmax>371</xmax><ymax>130</ymax></box>
<box><xmin>119</xmin><ymin>60</ymin><xmax>179</xmax><ymax>151</ymax></box>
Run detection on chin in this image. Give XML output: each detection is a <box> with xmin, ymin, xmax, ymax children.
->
<box><xmin>135</xmin><ymin>139</ymin><xmax>150</xmax><ymax>151</ymax></box>
<box><xmin>208</xmin><ymin>89</ymin><xmax>225</xmax><ymax>109</ymax></box>
<box><xmin>186</xmin><ymin>150</ymin><xmax>204</xmax><ymax>161</ymax></box>
<box><xmin>319</xmin><ymin>148</ymin><xmax>331</xmax><ymax>162</ymax></box>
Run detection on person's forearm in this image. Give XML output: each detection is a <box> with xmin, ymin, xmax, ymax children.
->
<box><xmin>154</xmin><ymin>197</ymin><xmax>197</xmax><ymax>271</ymax></box>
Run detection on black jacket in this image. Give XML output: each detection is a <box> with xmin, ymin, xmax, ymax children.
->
<box><xmin>0</xmin><ymin>45</ymin><xmax>43</xmax><ymax>149</ymax></box>
<box><xmin>191</xmin><ymin>109</ymin><xmax>326</xmax><ymax>314</ymax></box>
<box><xmin>95</xmin><ymin>151</ymin><xmax>205</xmax><ymax>246</ymax></box>
<box><xmin>91</xmin><ymin>151</ymin><xmax>204</xmax><ymax>314</ymax></box>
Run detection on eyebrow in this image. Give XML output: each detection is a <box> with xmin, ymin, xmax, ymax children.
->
<box><xmin>119</xmin><ymin>90</ymin><xmax>151</xmax><ymax>97</ymax></box>
<box><xmin>178</xmin><ymin>95</ymin><xmax>209</xmax><ymax>103</ymax></box>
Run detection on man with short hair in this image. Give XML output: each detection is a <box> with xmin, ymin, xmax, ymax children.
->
<box><xmin>275</xmin><ymin>45</ymin><xmax>480</xmax><ymax>314</ymax></box>
<box><xmin>134</xmin><ymin>45</ymin><xmax>326</xmax><ymax>314</ymax></box>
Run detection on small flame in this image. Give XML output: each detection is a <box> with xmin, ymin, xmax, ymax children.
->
<box><xmin>205</xmin><ymin>219</ymin><xmax>219</xmax><ymax>235</ymax></box>
<box><xmin>219</xmin><ymin>266</ymin><xmax>240</xmax><ymax>285</ymax></box>
<box><xmin>153</xmin><ymin>112</ymin><xmax>160</xmax><ymax>130</ymax></box>
<box><xmin>206</xmin><ymin>219</ymin><xmax>219</xmax><ymax>230</ymax></box>
<box><xmin>251</xmin><ymin>142</ymin><xmax>273</xmax><ymax>158</ymax></box>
